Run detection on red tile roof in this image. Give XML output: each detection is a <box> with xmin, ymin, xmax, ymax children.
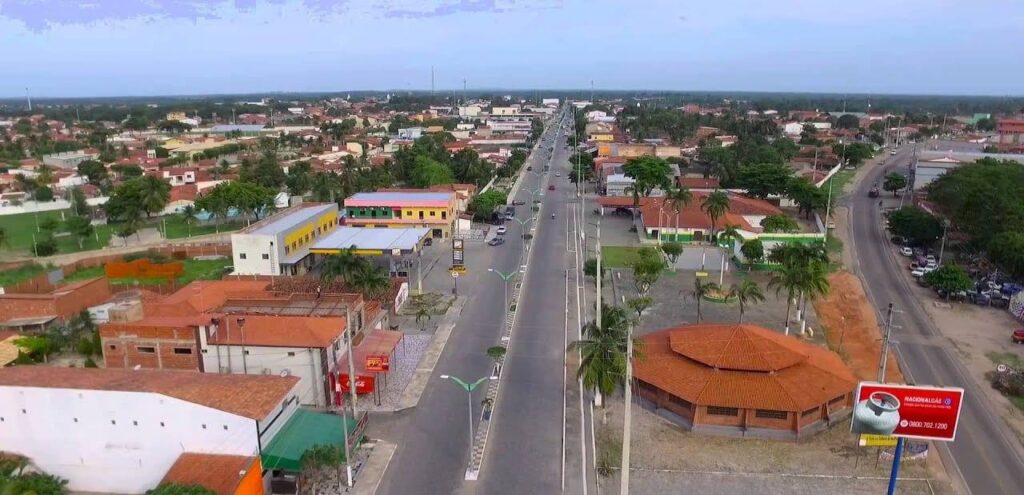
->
<box><xmin>170</xmin><ymin>184</ymin><xmax>198</xmax><ymax>202</ymax></box>
<box><xmin>208</xmin><ymin>315</ymin><xmax>345</xmax><ymax>348</ymax></box>
<box><xmin>635</xmin><ymin>324</ymin><xmax>856</xmax><ymax>412</ymax></box>
<box><xmin>161</xmin><ymin>454</ymin><xmax>256</xmax><ymax>495</ymax></box>
<box><xmin>639</xmin><ymin>193</ymin><xmax>782</xmax><ymax>231</ymax></box>
<box><xmin>677</xmin><ymin>177</ymin><xmax>720</xmax><ymax>189</ymax></box>
<box><xmin>0</xmin><ymin>367</ymin><xmax>298</xmax><ymax>419</ymax></box>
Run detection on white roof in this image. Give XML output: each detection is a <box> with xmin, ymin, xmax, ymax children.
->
<box><xmin>250</xmin><ymin>203</ymin><xmax>337</xmax><ymax>235</ymax></box>
<box><xmin>311</xmin><ymin>227</ymin><xmax>430</xmax><ymax>252</ymax></box>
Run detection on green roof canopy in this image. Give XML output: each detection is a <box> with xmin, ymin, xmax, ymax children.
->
<box><xmin>261</xmin><ymin>408</ymin><xmax>361</xmax><ymax>472</ymax></box>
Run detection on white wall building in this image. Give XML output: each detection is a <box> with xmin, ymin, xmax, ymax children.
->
<box><xmin>231</xmin><ymin>203</ymin><xmax>340</xmax><ymax>276</ymax></box>
<box><xmin>458</xmin><ymin>105</ymin><xmax>482</xmax><ymax>117</ymax></box>
<box><xmin>542</xmin><ymin>98</ymin><xmax>559</xmax><ymax>106</ymax></box>
<box><xmin>491</xmin><ymin>106</ymin><xmax>521</xmax><ymax>116</ymax></box>
<box><xmin>0</xmin><ymin>367</ymin><xmax>300</xmax><ymax>495</ymax></box>
<box><xmin>397</xmin><ymin>127</ymin><xmax>424</xmax><ymax>140</ymax></box>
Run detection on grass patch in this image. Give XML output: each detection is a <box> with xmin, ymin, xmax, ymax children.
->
<box><xmin>63</xmin><ymin>258</ymin><xmax>231</xmax><ymax>287</ymax></box>
<box><xmin>987</xmin><ymin>351</ymin><xmax>1024</xmax><ymax>369</ymax></box>
<box><xmin>161</xmin><ymin>215</ymin><xmax>246</xmax><ymax>239</ymax></box>
<box><xmin>0</xmin><ymin>209</ymin><xmax>114</xmax><ymax>254</ymax></box>
<box><xmin>601</xmin><ymin>246</ymin><xmax>647</xmax><ymax>268</ymax></box>
<box><xmin>824</xmin><ymin>169</ymin><xmax>856</xmax><ymax>195</ymax></box>
<box><xmin>596</xmin><ymin>434</ymin><xmax>622</xmax><ymax>478</ymax></box>
<box><xmin>0</xmin><ymin>263</ymin><xmax>47</xmax><ymax>287</ymax></box>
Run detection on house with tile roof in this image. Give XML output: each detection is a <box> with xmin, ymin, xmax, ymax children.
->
<box><xmin>0</xmin><ymin>367</ymin><xmax>301</xmax><ymax>494</ymax></box>
<box><xmin>343</xmin><ymin>191</ymin><xmax>457</xmax><ymax>238</ymax></box>
<box><xmin>634</xmin><ymin>323</ymin><xmax>856</xmax><ymax>439</ymax></box>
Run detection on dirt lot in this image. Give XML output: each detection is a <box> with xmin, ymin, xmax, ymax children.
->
<box><xmin>595</xmin><ymin>397</ymin><xmax>954</xmax><ymax>495</ymax></box>
<box><xmin>813</xmin><ymin>271</ymin><xmax>905</xmax><ymax>383</ymax></box>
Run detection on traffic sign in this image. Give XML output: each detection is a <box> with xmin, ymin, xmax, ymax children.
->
<box><xmin>858</xmin><ymin>434</ymin><xmax>898</xmax><ymax>447</ymax></box>
<box><xmin>997</xmin><ymin>364</ymin><xmax>1008</xmax><ymax>373</ymax></box>
<box><xmin>695</xmin><ymin>272</ymin><xmax>708</xmax><ymax>277</ymax></box>
<box><xmin>450</xmin><ymin>271</ymin><xmax>460</xmax><ymax>279</ymax></box>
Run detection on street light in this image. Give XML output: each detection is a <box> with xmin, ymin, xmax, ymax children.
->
<box><xmin>487</xmin><ymin>268</ymin><xmax>519</xmax><ymax>311</ymax></box>
<box><xmin>938</xmin><ymin>219</ymin><xmax>951</xmax><ymax>265</ymax></box>
<box><xmin>510</xmin><ymin>217</ymin><xmax>534</xmax><ymax>260</ymax></box>
<box><xmin>440</xmin><ymin>374</ymin><xmax>498</xmax><ymax>453</ymax></box>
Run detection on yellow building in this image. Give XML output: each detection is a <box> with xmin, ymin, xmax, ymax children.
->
<box><xmin>343</xmin><ymin>192</ymin><xmax>457</xmax><ymax>238</ymax></box>
<box><xmin>230</xmin><ymin>203</ymin><xmax>340</xmax><ymax>276</ymax></box>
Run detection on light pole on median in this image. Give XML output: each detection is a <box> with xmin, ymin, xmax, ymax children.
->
<box><xmin>487</xmin><ymin>268</ymin><xmax>518</xmax><ymax>311</ymax></box>
<box><xmin>511</xmin><ymin>217</ymin><xmax>534</xmax><ymax>261</ymax></box>
<box><xmin>440</xmin><ymin>374</ymin><xmax>498</xmax><ymax>453</ymax></box>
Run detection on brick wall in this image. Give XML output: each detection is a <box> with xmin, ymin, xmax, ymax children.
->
<box><xmin>0</xmin><ymin>278</ymin><xmax>111</xmax><ymax>322</ymax></box>
<box><xmin>100</xmin><ymin>323</ymin><xmax>201</xmax><ymax>371</ymax></box>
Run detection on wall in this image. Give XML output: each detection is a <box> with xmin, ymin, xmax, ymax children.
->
<box><xmin>231</xmin><ymin>233</ymin><xmax>278</xmax><ymax>276</ymax></box>
<box><xmin>0</xmin><ymin>388</ymin><xmax>257</xmax><ymax>494</ymax></box>
<box><xmin>100</xmin><ymin>323</ymin><xmax>201</xmax><ymax>371</ymax></box>
<box><xmin>0</xmin><ymin>278</ymin><xmax>112</xmax><ymax>322</ymax></box>
<box><xmin>200</xmin><ymin>339</ymin><xmax>333</xmax><ymax>408</ymax></box>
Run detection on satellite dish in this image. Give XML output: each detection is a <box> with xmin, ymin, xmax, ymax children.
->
<box><xmin>997</xmin><ymin>364</ymin><xmax>1008</xmax><ymax>373</ymax></box>
<box><xmin>279</xmin><ymin>369</ymin><xmax>291</xmax><ymax>377</ymax></box>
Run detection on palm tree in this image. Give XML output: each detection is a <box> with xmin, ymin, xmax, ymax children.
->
<box><xmin>701</xmin><ymin>190</ymin><xmax>730</xmax><ymax>241</ymax></box>
<box><xmin>350</xmin><ymin>263</ymin><xmax>390</xmax><ymax>299</ymax></box>
<box><xmin>320</xmin><ymin>246</ymin><xmax>363</xmax><ymax>285</ymax></box>
<box><xmin>567</xmin><ymin>304</ymin><xmax>639</xmax><ymax>422</ymax></box>
<box><xmin>414</xmin><ymin>306</ymin><xmax>432</xmax><ymax>332</ymax></box>
<box><xmin>729</xmin><ymin>279</ymin><xmax>765</xmax><ymax>323</ymax></box>
<box><xmin>692</xmin><ymin>278</ymin><xmax>720</xmax><ymax>323</ymax></box>
<box><xmin>137</xmin><ymin>175</ymin><xmax>171</xmax><ymax>217</ymax></box>
<box><xmin>768</xmin><ymin>263</ymin><xmax>803</xmax><ymax>335</ymax></box>
<box><xmin>180</xmin><ymin>204</ymin><xmax>197</xmax><ymax>238</ymax></box>
<box><xmin>718</xmin><ymin>224</ymin><xmax>742</xmax><ymax>248</ymax></box>
<box><xmin>795</xmin><ymin>259</ymin><xmax>831</xmax><ymax>334</ymax></box>
<box><xmin>664</xmin><ymin>185</ymin><xmax>692</xmax><ymax>242</ymax></box>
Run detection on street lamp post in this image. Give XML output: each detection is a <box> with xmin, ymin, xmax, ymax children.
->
<box><xmin>440</xmin><ymin>374</ymin><xmax>498</xmax><ymax>452</ymax></box>
<box><xmin>487</xmin><ymin>268</ymin><xmax>517</xmax><ymax>311</ymax></box>
<box><xmin>938</xmin><ymin>219</ymin><xmax>950</xmax><ymax>265</ymax></box>
<box><xmin>511</xmin><ymin>217</ymin><xmax>534</xmax><ymax>261</ymax></box>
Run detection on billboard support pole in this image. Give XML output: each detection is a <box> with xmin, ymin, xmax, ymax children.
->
<box><xmin>886</xmin><ymin>437</ymin><xmax>905</xmax><ymax>495</ymax></box>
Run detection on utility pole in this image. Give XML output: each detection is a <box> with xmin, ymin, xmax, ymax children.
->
<box><xmin>431</xmin><ymin>65</ymin><xmax>435</xmax><ymax>99</ymax></box>
<box><xmin>620</xmin><ymin>321</ymin><xmax>634</xmax><ymax>495</ymax></box>
<box><xmin>878</xmin><ymin>303</ymin><xmax>895</xmax><ymax>382</ymax></box>
<box><xmin>463</xmin><ymin>79</ymin><xmax>467</xmax><ymax>106</ymax></box>
<box><xmin>25</xmin><ymin>88</ymin><xmax>31</xmax><ymax>111</ymax></box>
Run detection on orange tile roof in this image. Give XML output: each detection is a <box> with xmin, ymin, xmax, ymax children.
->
<box><xmin>635</xmin><ymin>324</ymin><xmax>856</xmax><ymax>412</ymax></box>
<box><xmin>640</xmin><ymin>193</ymin><xmax>782</xmax><ymax>231</ymax></box>
<box><xmin>161</xmin><ymin>453</ymin><xmax>256</xmax><ymax>495</ymax></box>
<box><xmin>0</xmin><ymin>367</ymin><xmax>298</xmax><ymax>419</ymax></box>
<box><xmin>148</xmin><ymin>280</ymin><xmax>271</xmax><ymax>316</ymax></box>
<box><xmin>208</xmin><ymin>315</ymin><xmax>345</xmax><ymax>348</ymax></box>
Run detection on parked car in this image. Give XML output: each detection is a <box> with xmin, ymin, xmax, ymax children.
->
<box><xmin>555</xmin><ymin>173</ymin><xmax>561</xmax><ymax>177</ymax></box>
<box><xmin>926</xmin><ymin>255</ymin><xmax>936</xmax><ymax>264</ymax></box>
<box><xmin>891</xmin><ymin>235</ymin><xmax>907</xmax><ymax>245</ymax></box>
<box><xmin>1013</xmin><ymin>329</ymin><xmax>1024</xmax><ymax>344</ymax></box>
<box><xmin>487</xmin><ymin>237</ymin><xmax>505</xmax><ymax>246</ymax></box>
<box><xmin>890</xmin><ymin>149</ymin><xmax>897</xmax><ymax>155</ymax></box>
<box><xmin>869</xmin><ymin>187</ymin><xmax>880</xmax><ymax>198</ymax></box>
<box><xmin>496</xmin><ymin>226</ymin><xmax>507</xmax><ymax>235</ymax></box>
<box><xmin>424</xmin><ymin>238</ymin><xmax>433</xmax><ymax>246</ymax></box>
<box><xmin>548</xmin><ymin>185</ymin><xmax>555</xmax><ymax>190</ymax></box>
<box><xmin>900</xmin><ymin>247</ymin><xmax>913</xmax><ymax>257</ymax></box>
<box><xmin>911</xmin><ymin>269</ymin><xmax>925</xmax><ymax>278</ymax></box>
<box><xmin>527</xmin><ymin>166</ymin><xmax>532</xmax><ymax>171</ymax></box>
<box><xmin>512</xmin><ymin>200</ymin><xmax>526</xmax><ymax>206</ymax></box>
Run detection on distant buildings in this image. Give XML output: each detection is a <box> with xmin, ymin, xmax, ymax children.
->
<box><xmin>41</xmin><ymin>150</ymin><xmax>100</xmax><ymax>169</ymax></box>
<box><xmin>230</xmin><ymin>203</ymin><xmax>340</xmax><ymax>276</ymax></box>
<box><xmin>343</xmin><ymin>191</ymin><xmax>457</xmax><ymax>239</ymax></box>
<box><xmin>634</xmin><ymin>323</ymin><xmax>856</xmax><ymax>439</ymax></box>
<box><xmin>996</xmin><ymin>118</ymin><xmax>1024</xmax><ymax>152</ymax></box>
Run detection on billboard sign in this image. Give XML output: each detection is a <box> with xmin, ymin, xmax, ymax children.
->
<box><xmin>851</xmin><ymin>382</ymin><xmax>964</xmax><ymax>442</ymax></box>
<box><xmin>366</xmin><ymin>355</ymin><xmax>390</xmax><ymax>372</ymax></box>
<box><xmin>338</xmin><ymin>373</ymin><xmax>375</xmax><ymax>395</ymax></box>
<box><xmin>453</xmin><ymin>238</ymin><xmax>464</xmax><ymax>267</ymax></box>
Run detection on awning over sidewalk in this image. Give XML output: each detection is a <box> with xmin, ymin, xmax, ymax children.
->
<box><xmin>353</xmin><ymin>330</ymin><xmax>404</xmax><ymax>373</ymax></box>
<box><xmin>261</xmin><ymin>408</ymin><xmax>363</xmax><ymax>472</ymax></box>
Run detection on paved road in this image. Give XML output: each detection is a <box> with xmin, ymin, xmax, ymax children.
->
<box><xmin>847</xmin><ymin>144</ymin><xmax>1024</xmax><ymax>494</ymax></box>
<box><xmin>374</xmin><ymin>110</ymin><xmax>571</xmax><ymax>495</ymax></box>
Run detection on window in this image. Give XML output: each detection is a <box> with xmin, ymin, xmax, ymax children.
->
<box><xmin>160</xmin><ymin>422</ymin><xmax>165</xmax><ymax>427</ymax></box>
<box><xmin>755</xmin><ymin>409</ymin><xmax>788</xmax><ymax>420</ymax></box>
<box><xmin>429</xmin><ymin>211</ymin><xmax>436</xmax><ymax>217</ymax></box>
<box><xmin>407</xmin><ymin>210</ymin><xmax>413</xmax><ymax>217</ymax></box>
<box><xmin>244</xmin><ymin>350</ymin><xmax>250</xmax><ymax>355</ymax></box>
<box><xmin>285</xmin><ymin>246</ymin><xmax>291</xmax><ymax>254</ymax></box>
<box><xmin>201</xmin><ymin>349</ymin><xmax>208</xmax><ymax>354</ymax></box>
<box><xmin>73</xmin><ymin>418</ymin><xmax>78</xmax><ymax>423</ymax></box>
<box><xmin>111</xmin><ymin>419</ymin><xmax>118</xmax><ymax>425</ymax></box>
<box><xmin>669</xmin><ymin>395</ymin><xmax>693</xmax><ymax>410</ymax></box>
<box><xmin>419</xmin><ymin>211</ymin><xmax>424</xmax><ymax>219</ymax></box>
<box><xmin>441</xmin><ymin>211</ymin><xmax>447</xmax><ymax>219</ymax></box>
<box><xmin>173</xmin><ymin>348</ymin><xmax>192</xmax><ymax>355</ymax></box>
<box><xmin>287</xmin><ymin>351</ymin><xmax>296</xmax><ymax>357</ymax></box>
<box><xmin>133</xmin><ymin>420</ymin><xmax>139</xmax><ymax>426</ymax></box>
<box><xmin>829</xmin><ymin>395</ymin><xmax>846</xmax><ymax>405</ymax></box>
<box><xmin>262</xmin><ymin>253</ymin><xmax>270</xmax><ymax>260</ymax></box>
<box><xmin>706</xmin><ymin>406</ymin><xmax>738</xmax><ymax>417</ymax></box>
<box><xmin>137</xmin><ymin>346</ymin><xmax>155</xmax><ymax>354</ymax></box>
<box><xmin>240</xmin><ymin>253</ymin><xmax>247</xmax><ymax>260</ymax></box>
<box><xmin>223</xmin><ymin>425</ymin><xmax>229</xmax><ymax>430</ymax></box>
<box><xmin>201</xmin><ymin>424</ymin><xmax>207</xmax><ymax>429</ymax></box>
<box><xmin>108</xmin><ymin>344</ymin><xmax>117</xmax><ymax>350</ymax></box>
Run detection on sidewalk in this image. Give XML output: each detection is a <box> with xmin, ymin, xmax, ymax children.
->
<box><xmin>353</xmin><ymin>440</ymin><xmax>397</xmax><ymax>495</ymax></box>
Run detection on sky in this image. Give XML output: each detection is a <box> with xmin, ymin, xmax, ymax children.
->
<box><xmin>2</xmin><ymin>0</ymin><xmax>1023</xmax><ymax>98</ymax></box>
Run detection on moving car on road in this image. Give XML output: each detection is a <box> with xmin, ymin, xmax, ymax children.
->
<box><xmin>487</xmin><ymin>237</ymin><xmax>505</xmax><ymax>247</ymax></box>
<box><xmin>496</xmin><ymin>226</ymin><xmax>507</xmax><ymax>235</ymax></box>
<box><xmin>548</xmin><ymin>184</ymin><xmax>555</xmax><ymax>190</ymax></box>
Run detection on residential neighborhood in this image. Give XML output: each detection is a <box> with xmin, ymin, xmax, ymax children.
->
<box><xmin>2</xmin><ymin>3</ymin><xmax>1024</xmax><ymax>495</ymax></box>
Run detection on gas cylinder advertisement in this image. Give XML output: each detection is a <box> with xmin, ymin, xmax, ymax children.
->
<box><xmin>851</xmin><ymin>382</ymin><xmax>964</xmax><ymax>442</ymax></box>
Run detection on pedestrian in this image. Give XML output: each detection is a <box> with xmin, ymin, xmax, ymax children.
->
<box><xmin>316</xmin><ymin>285</ymin><xmax>322</xmax><ymax>299</ymax></box>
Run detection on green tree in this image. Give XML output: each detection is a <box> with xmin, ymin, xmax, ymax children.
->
<box><xmin>14</xmin><ymin>336</ymin><xmax>54</xmax><ymax>363</ymax></box>
<box><xmin>409</xmin><ymin>156</ymin><xmax>455</xmax><ymax>188</ymax></box>
<box><xmin>729</xmin><ymin>278</ymin><xmax>765</xmax><ymax>323</ymax></box>
<box><xmin>111</xmin><ymin>163</ymin><xmax>143</xmax><ymax>179</ymax></box>
<box><xmin>34</xmin><ymin>185</ymin><xmax>54</xmax><ymax>202</ymax></box>
<box><xmin>286</xmin><ymin>160</ymin><xmax>312</xmax><ymax>196</ymax></box>
<box><xmin>64</xmin><ymin>216</ymin><xmax>94</xmax><ymax>249</ymax></box>
<box><xmin>923</xmin><ymin>265</ymin><xmax>973</xmax><ymax>297</ymax></box>
<box><xmin>350</xmin><ymin>263</ymin><xmax>391</xmax><ymax>298</ymax></box>
<box><xmin>663</xmin><ymin>185</ymin><xmax>693</xmax><ymax>238</ymax></box>
<box><xmin>320</xmin><ymin>247</ymin><xmax>364</xmax><ymax>285</ymax></box>
<box><xmin>567</xmin><ymin>304</ymin><xmax>638</xmax><ymax>419</ymax></box>
<box><xmin>697</xmin><ymin>142</ymin><xmax>736</xmax><ymax>183</ymax></box>
<box><xmin>116</xmin><ymin>223</ymin><xmax>137</xmax><ymax>246</ymax></box>
<box><xmin>622</xmin><ymin>156</ymin><xmax>672</xmax><ymax>208</ymax></box>
<box><xmin>718</xmin><ymin>224</ymin><xmax>743</xmax><ymax>247</ymax></box>
<box><xmin>787</xmin><ymin>177</ymin><xmax>826</xmax><ymax>219</ymax></box>
<box><xmin>661</xmin><ymin>241</ymin><xmax>683</xmax><ymax>264</ymax></box>
<box><xmin>32</xmin><ymin>232</ymin><xmax>58</xmax><ymax>256</ymax></box>
<box><xmin>415</xmin><ymin>306</ymin><xmax>432</xmax><ymax>332</ymax></box>
<box><xmin>883</xmin><ymin>173</ymin><xmax>908</xmax><ymax>196</ymax></box>
<box><xmin>887</xmin><ymin>207</ymin><xmax>943</xmax><ymax>246</ymax></box>
<box><xmin>700</xmin><ymin>190</ymin><xmax>730</xmax><ymax>240</ymax></box>
<box><xmin>76</xmin><ymin>159</ymin><xmax>108</xmax><ymax>185</ymax></box>
<box><xmin>734</xmin><ymin>163</ymin><xmax>793</xmax><ymax>199</ymax></box>
<box><xmin>147</xmin><ymin>482</ymin><xmax>218</xmax><ymax>495</ymax></box>
<box><xmin>740</xmin><ymin>239</ymin><xmax>765</xmax><ymax>265</ymax></box>
<box><xmin>70</xmin><ymin>186</ymin><xmax>91</xmax><ymax>217</ymax></box>
<box><xmin>927</xmin><ymin>158</ymin><xmax>1024</xmax><ymax>246</ymax></box>
<box><xmin>626</xmin><ymin>296</ymin><xmax>654</xmax><ymax>320</ymax></box>
<box><xmin>760</xmin><ymin>214</ymin><xmax>799</xmax><ymax>233</ymax></box>
<box><xmin>39</xmin><ymin>216</ymin><xmax>59</xmax><ymax>233</ymax></box>
<box><xmin>180</xmin><ymin>204</ymin><xmax>198</xmax><ymax>237</ymax></box>
<box><xmin>834</xmin><ymin>142</ymin><xmax>875</xmax><ymax>166</ymax></box>
<box><xmin>583</xmin><ymin>258</ymin><xmax>606</xmax><ymax>279</ymax></box>
<box><xmin>630</xmin><ymin>247</ymin><xmax>665</xmax><ymax>296</ymax></box>
<box><xmin>988</xmin><ymin>231</ymin><xmax>1024</xmax><ymax>279</ymax></box>
<box><xmin>467</xmin><ymin>190</ymin><xmax>508</xmax><ymax>222</ymax></box>
<box><xmin>836</xmin><ymin>114</ymin><xmax>861</xmax><ymax>129</ymax></box>
<box><xmin>486</xmin><ymin>345</ymin><xmax>507</xmax><ymax>366</ymax></box>
<box><xmin>692</xmin><ymin>278</ymin><xmax>720</xmax><ymax>324</ymax></box>
<box><xmin>0</xmin><ymin>226</ymin><xmax>6</xmax><ymax>249</ymax></box>
<box><xmin>241</xmin><ymin>152</ymin><xmax>287</xmax><ymax>189</ymax></box>
<box><xmin>768</xmin><ymin>262</ymin><xmax>802</xmax><ymax>335</ymax></box>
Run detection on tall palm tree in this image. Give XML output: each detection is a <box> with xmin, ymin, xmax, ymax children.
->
<box><xmin>320</xmin><ymin>246</ymin><xmax>364</xmax><ymax>285</ymax></box>
<box><xmin>664</xmin><ymin>186</ymin><xmax>692</xmax><ymax>242</ymax></box>
<box><xmin>729</xmin><ymin>279</ymin><xmax>765</xmax><ymax>323</ymax></box>
<box><xmin>567</xmin><ymin>305</ymin><xmax>637</xmax><ymax>413</ymax></box>
<box><xmin>701</xmin><ymin>190</ymin><xmax>730</xmax><ymax>241</ymax></box>
<box><xmin>718</xmin><ymin>224</ymin><xmax>742</xmax><ymax>248</ymax></box>
<box><xmin>350</xmin><ymin>263</ymin><xmax>391</xmax><ymax>299</ymax></box>
<box><xmin>180</xmin><ymin>205</ymin><xmax>197</xmax><ymax>238</ymax></box>
<box><xmin>137</xmin><ymin>175</ymin><xmax>171</xmax><ymax>217</ymax></box>
<box><xmin>692</xmin><ymin>278</ymin><xmax>720</xmax><ymax>323</ymax></box>
<box><xmin>768</xmin><ymin>263</ymin><xmax>803</xmax><ymax>335</ymax></box>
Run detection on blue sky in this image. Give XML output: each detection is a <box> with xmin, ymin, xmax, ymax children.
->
<box><xmin>2</xmin><ymin>0</ymin><xmax>1022</xmax><ymax>97</ymax></box>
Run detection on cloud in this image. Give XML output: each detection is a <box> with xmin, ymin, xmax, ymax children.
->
<box><xmin>379</xmin><ymin>0</ymin><xmax>559</xmax><ymax>19</ymax></box>
<box><xmin>0</xmin><ymin>0</ymin><xmax>350</xmax><ymax>30</ymax></box>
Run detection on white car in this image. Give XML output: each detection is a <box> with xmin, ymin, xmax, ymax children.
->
<box><xmin>496</xmin><ymin>226</ymin><xmax>507</xmax><ymax>235</ymax></box>
<box><xmin>926</xmin><ymin>255</ymin><xmax>936</xmax><ymax>264</ymax></box>
<box><xmin>911</xmin><ymin>269</ymin><xmax>926</xmax><ymax>278</ymax></box>
<box><xmin>555</xmin><ymin>173</ymin><xmax>561</xmax><ymax>177</ymax></box>
<box><xmin>899</xmin><ymin>247</ymin><xmax>913</xmax><ymax>257</ymax></box>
